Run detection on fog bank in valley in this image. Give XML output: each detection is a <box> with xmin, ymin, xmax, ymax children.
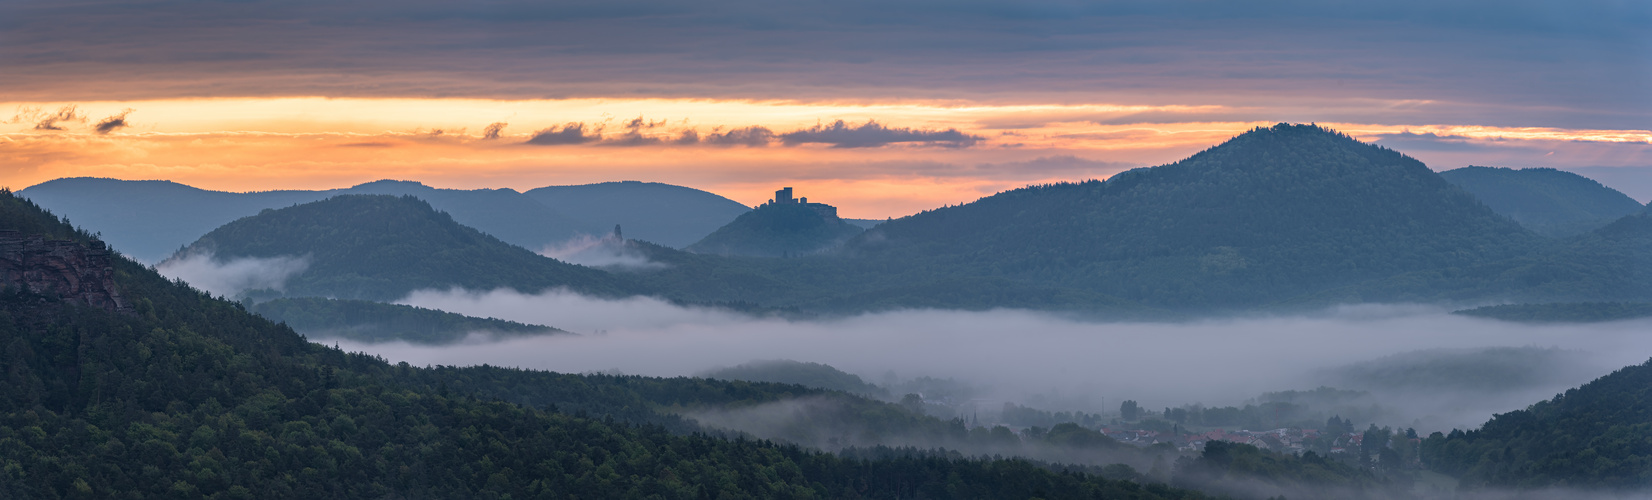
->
<box><xmin>155</xmin><ymin>251</ymin><xmax>309</xmax><ymax>298</ymax></box>
<box><xmin>323</xmin><ymin>287</ymin><xmax>1652</xmax><ymax>433</ymax></box>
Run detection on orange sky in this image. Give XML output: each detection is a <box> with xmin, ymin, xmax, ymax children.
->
<box><xmin>5</xmin><ymin>98</ymin><xmax>1650</xmax><ymax>217</ymax></box>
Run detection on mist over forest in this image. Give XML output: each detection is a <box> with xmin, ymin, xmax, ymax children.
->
<box><xmin>309</xmin><ymin>286</ymin><xmax>1649</xmax><ymax>435</ymax></box>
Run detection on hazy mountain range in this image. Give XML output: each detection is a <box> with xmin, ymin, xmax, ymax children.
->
<box><xmin>45</xmin><ymin>123</ymin><xmax>1643</xmax><ymax>318</ymax></box>
<box><xmin>18</xmin><ymin>178</ymin><xmax>756</xmax><ymax>263</ymax></box>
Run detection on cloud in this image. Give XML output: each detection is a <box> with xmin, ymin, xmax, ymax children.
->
<box><xmin>701</xmin><ymin>126</ymin><xmax>776</xmax><ymax>147</ymax></box>
<box><xmin>525</xmin><ymin>122</ymin><xmax>598</xmax><ymax>145</ymax></box>
<box><xmin>482</xmin><ymin>122</ymin><xmax>507</xmax><ymax>139</ymax></box>
<box><xmin>12</xmin><ymin>105</ymin><xmax>86</xmax><ymax>131</ymax></box>
<box><xmin>93</xmin><ymin>109</ymin><xmax>134</xmax><ymax>134</ymax></box>
<box><xmin>353</xmin><ymin>290</ymin><xmax>1652</xmax><ymax>433</ymax></box>
<box><xmin>1370</xmin><ymin>131</ymin><xmax>1495</xmax><ymax>152</ymax></box>
<box><xmin>537</xmin><ymin>234</ymin><xmax>665</xmax><ymax>270</ymax></box>
<box><xmin>155</xmin><ymin>250</ymin><xmax>309</xmax><ymax>298</ymax></box>
<box><xmin>780</xmin><ymin>120</ymin><xmax>982</xmax><ymax>148</ymax></box>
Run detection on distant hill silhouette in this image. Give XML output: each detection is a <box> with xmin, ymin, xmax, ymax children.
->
<box><xmin>524</xmin><ymin>181</ymin><xmax>753</xmax><ymax>248</ymax></box>
<box><xmin>1440</xmin><ymin>166</ymin><xmax>1644</xmax><ymax>237</ymax></box>
<box><xmin>167</xmin><ymin>194</ymin><xmax>635</xmax><ymax>301</ymax></box>
<box><xmin>837</xmin><ymin>124</ymin><xmax>1538</xmax><ymax>308</ymax></box>
<box><xmin>19</xmin><ymin>178</ymin><xmax>755</xmax><ymax>262</ymax></box>
<box><xmin>17</xmin><ymin>178</ymin><xmax>328</xmax><ymax>263</ymax></box>
<box><xmin>687</xmin><ymin>189</ymin><xmax>864</xmax><ymax>257</ymax></box>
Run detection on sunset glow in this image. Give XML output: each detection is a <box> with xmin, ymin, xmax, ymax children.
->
<box><xmin>4</xmin><ymin>0</ymin><xmax>1649</xmax><ymax>212</ymax></box>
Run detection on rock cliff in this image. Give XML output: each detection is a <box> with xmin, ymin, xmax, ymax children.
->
<box><xmin>0</xmin><ymin>230</ymin><xmax>131</xmax><ymax>313</ymax></box>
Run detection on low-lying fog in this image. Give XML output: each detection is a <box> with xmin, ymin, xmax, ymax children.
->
<box><xmin>312</xmin><ymin>287</ymin><xmax>1652</xmax><ymax>434</ymax></box>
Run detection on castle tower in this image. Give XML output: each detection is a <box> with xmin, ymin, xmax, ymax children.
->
<box><xmin>775</xmin><ymin>187</ymin><xmax>794</xmax><ymax>204</ymax></box>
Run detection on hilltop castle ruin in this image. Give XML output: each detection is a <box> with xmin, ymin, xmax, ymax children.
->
<box><xmin>762</xmin><ymin>187</ymin><xmax>839</xmax><ymax>219</ymax></box>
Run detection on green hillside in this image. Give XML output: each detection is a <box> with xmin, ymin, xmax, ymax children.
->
<box><xmin>687</xmin><ymin>202</ymin><xmax>865</xmax><ymax>257</ymax></box>
<box><xmin>0</xmin><ymin>189</ymin><xmax>1214</xmax><ymax>499</ymax></box>
<box><xmin>525</xmin><ymin>181</ymin><xmax>753</xmax><ymax>248</ymax></box>
<box><xmin>1424</xmin><ymin>359</ymin><xmax>1652</xmax><ymax>489</ymax></box>
<box><xmin>248</xmin><ymin>297</ymin><xmax>565</xmax><ymax>344</ymax></box>
<box><xmin>838</xmin><ymin>124</ymin><xmax>1539</xmax><ymax>309</ymax></box>
<box><xmin>1440</xmin><ymin>166</ymin><xmax>1644</xmax><ymax>237</ymax></box>
<box><xmin>169</xmin><ymin>194</ymin><xmax>635</xmax><ymax>301</ymax></box>
<box><xmin>1310</xmin><ymin>212</ymin><xmax>1652</xmax><ymax>305</ymax></box>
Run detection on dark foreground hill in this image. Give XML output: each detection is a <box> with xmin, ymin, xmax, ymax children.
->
<box><xmin>687</xmin><ymin>200</ymin><xmax>865</xmax><ymax>257</ymax></box>
<box><xmin>166</xmin><ymin>194</ymin><xmax>635</xmax><ymax>301</ymax></box>
<box><xmin>834</xmin><ymin>124</ymin><xmax>1538</xmax><ymax>309</ymax></box>
<box><xmin>1440</xmin><ymin>166</ymin><xmax>1645</xmax><ymax>237</ymax></box>
<box><xmin>525</xmin><ymin>181</ymin><xmax>753</xmax><ymax>248</ymax></box>
<box><xmin>0</xmin><ymin>190</ymin><xmax>1214</xmax><ymax>499</ymax></box>
<box><xmin>1424</xmin><ymin>359</ymin><xmax>1652</xmax><ymax>490</ymax></box>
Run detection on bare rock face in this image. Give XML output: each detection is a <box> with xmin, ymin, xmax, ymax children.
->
<box><xmin>0</xmin><ymin>230</ymin><xmax>131</xmax><ymax>313</ymax></box>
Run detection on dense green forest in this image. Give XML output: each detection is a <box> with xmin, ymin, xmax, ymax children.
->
<box><xmin>687</xmin><ymin>202</ymin><xmax>865</xmax><ymax>258</ymax></box>
<box><xmin>824</xmin><ymin>124</ymin><xmax>1538</xmax><ymax>309</ymax></box>
<box><xmin>1308</xmin><ymin>211</ymin><xmax>1652</xmax><ymax>306</ymax></box>
<box><xmin>171</xmin><ymin>194</ymin><xmax>636</xmax><ymax>301</ymax></box>
<box><xmin>1439</xmin><ymin>166</ymin><xmax>1645</xmax><ymax>237</ymax></box>
<box><xmin>0</xmin><ymin>191</ymin><xmax>1220</xmax><ymax>499</ymax></box>
<box><xmin>1452</xmin><ymin>302</ymin><xmax>1652</xmax><ymax>323</ymax></box>
<box><xmin>246</xmin><ymin>297</ymin><xmax>563</xmax><ymax>344</ymax></box>
<box><xmin>1422</xmin><ymin>359</ymin><xmax>1652</xmax><ymax>489</ymax></box>
<box><xmin>698</xmin><ymin>360</ymin><xmax>891</xmax><ymax>399</ymax></box>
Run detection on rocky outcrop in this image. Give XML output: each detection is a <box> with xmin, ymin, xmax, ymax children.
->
<box><xmin>0</xmin><ymin>230</ymin><xmax>131</xmax><ymax>313</ymax></box>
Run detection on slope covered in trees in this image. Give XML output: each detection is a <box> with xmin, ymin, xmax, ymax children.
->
<box><xmin>1312</xmin><ymin>211</ymin><xmax>1652</xmax><ymax>305</ymax></box>
<box><xmin>837</xmin><ymin>124</ymin><xmax>1538</xmax><ymax>309</ymax></box>
<box><xmin>1423</xmin><ymin>359</ymin><xmax>1652</xmax><ymax>490</ymax></box>
<box><xmin>1440</xmin><ymin>166</ymin><xmax>1645</xmax><ymax>237</ymax></box>
<box><xmin>0</xmin><ymin>190</ymin><xmax>1212</xmax><ymax>499</ymax></box>
<box><xmin>699</xmin><ymin>360</ymin><xmax>891</xmax><ymax>399</ymax></box>
<box><xmin>167</xmin><ymin>194</ymin><xmax>635</xmax><ymax>301</ymax></box>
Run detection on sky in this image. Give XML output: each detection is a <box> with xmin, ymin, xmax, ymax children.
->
<box><xmin>3</xmin><ymin>0</ymin><xmax>1649</xmax><ymax>217</ymax></box>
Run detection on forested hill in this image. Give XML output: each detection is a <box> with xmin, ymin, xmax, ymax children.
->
<box><xmin>687</xmin><ymin>202</ymin><xmax>865</xmax><ymax>257</ymax></box>
<box><xmin>15</xmin><ymin>178</ymin><xmax>327</xmax><ymax>263</ymax></box>
<box><xmin>1423</xmin><ymin>359</ymin><xmax>1652</xmax><ymax>490</ymax></box>
<box><xmin>525</xmin><ymin>181</ymin><xmax>752</xmax><ymax>248</ymax></box>
<box><xmin>169</xmin><ymin>194</ymin><xmax>636</xmax><ymax>301</ymax></box>
<box><xmin>1440</xmin><ymin>166</ymin><xmax>1645</xmax><ymax>237</ymax></box>
<box><xmin>0</xmin><ymin>189</ymin><xmax>1212</xmax><ymax>499</ymax></box>
<box><xmin>840</xmin><ymin>124</ymin><xmax>1538</xmax><ymax>308</ymax></box>
<box><xmin>1311</xmin><ymin>211</ymin><xmax>1652</xmax><ymax>305</ymax></box>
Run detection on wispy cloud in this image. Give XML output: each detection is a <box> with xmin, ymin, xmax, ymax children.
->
<box><xmin>780</xmin><ymin>120</ymin><xmax>981</xmax><ymax>148</ymax></box>
<box><xmin>525</xmin><ymin>122</ymin><xmax>598</xmax><ymax>145</ymax></box>
<box><xmin>93</xmin><ymin>109</ymin><xmax>134</xmax><ymax>134</ymax></box>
